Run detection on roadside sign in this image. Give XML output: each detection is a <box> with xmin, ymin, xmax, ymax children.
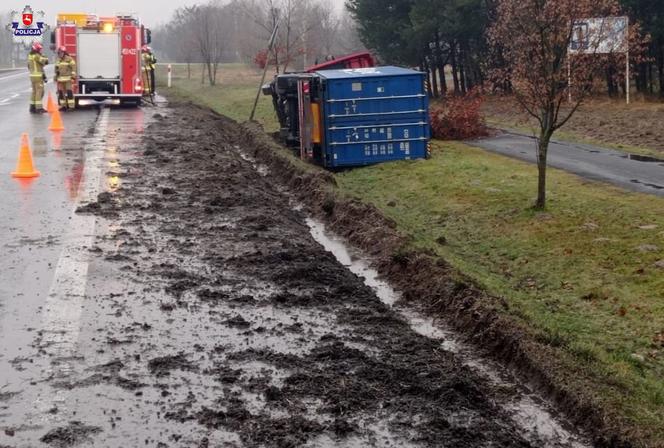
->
<box><xmin>568</xmin><ymin>16</ymin><xmax>628</xmax><ymax>55</ymax></box>
<box><xmin>568</xmin><ymin>16</ymin><xmax>630</xmax><ymax>104</ymax></box>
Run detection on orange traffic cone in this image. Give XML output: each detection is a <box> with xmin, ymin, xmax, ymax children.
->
<box><xmin>11</xmin><ymin>133</ymin><xmax>40</xmax><ymax>179</ymax></box>
<box><xmin>48</xmin><ymin>107</ymin><xmax>65</xmax><ymax>132</ymax></box>
<box><xmin>46</xmin><ymin>92</ymin><xmax>57</xmax><ymax>113</ymax></box>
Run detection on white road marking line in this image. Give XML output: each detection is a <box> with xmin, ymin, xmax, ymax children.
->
<box><xmin>0</xmin><ymin>71</ymin><xmax>28</xmax><ymax>82</ymax></box>
<box><xmin>40</xmin><ymin>108</ymin><xmax>109</xmax><ymax>362</ymax></box>
<box><xmin>0</xmin><ymin>93</ymin><xmax>20</xmax><ymax>104</ymax></box>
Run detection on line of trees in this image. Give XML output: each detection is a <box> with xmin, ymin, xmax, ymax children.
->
<box><xmin>0</xmin><ymin>11</ymin><xmax>20</xmax><ymax>67</ymax></box>
<box><xmin>152</xmin><ymin>0</ymin><xmax>365</xmax><ymax>85</ymax></box>
<box><xmin>348</xmin><ymin>0</ymin><xmax>664</xmax><ymax>98</ymax></box>
<box><xmin>347</xmin><ymin>0</ymin><xmax>489</xmax><ymax>97</ymax></box>
<box><xmin>623</xmin><ymin>0</ymin><xmax>664</xmax><ymax>97</ymax></box>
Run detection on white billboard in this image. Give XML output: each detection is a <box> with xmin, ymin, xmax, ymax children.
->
<box><xmin>569</xmin><ymin>16</ymin><xmax>628</xmax><ymax>55</ymax></box>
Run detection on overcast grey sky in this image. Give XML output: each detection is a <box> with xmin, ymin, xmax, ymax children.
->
<box><xmin>19</xmin><ymin>0</ymin><xmax>346</xmax><ymax>28</ymax></box>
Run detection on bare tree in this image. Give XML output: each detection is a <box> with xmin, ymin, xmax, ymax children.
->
<box><xmin>236</xmin><ymin>0</ymin><xmax>342</xmax><ymax>72</ymax></box>
<box><xmin>189</xmin><ymin>4</ymin><xmax>229</xmax><ymax>86</ymax></box>
<box><xmin>489</xmin><ymin>0</ymin><xmax>633</xmax><ymax>209</ymax></box>
<box><xmin>334</xmin><ymin>9</ymin><xmax>366</xmax><ymax>55</ymax></box>
<box><xmin>170</xmin><ymin>7</ymin><xmax>199</xmax><ymax>79</ymax></box>
<box><xmin>155</xmin><ymin>0</ymin><xmax>359</xmax><ymax>73</ymax></box>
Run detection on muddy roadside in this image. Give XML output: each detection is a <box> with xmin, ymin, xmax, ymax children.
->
<box><xmin>2</xmin><ymin>100</ymin><xmax>596</xmax><ymax>448</ymax></box>
<box><xmin>228</xmin><ymin>111</ymin><xmax>647</xmax><ymax>446</ymax></box>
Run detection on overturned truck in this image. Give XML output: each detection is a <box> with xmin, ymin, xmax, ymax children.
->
<box><xmin>263</xmin><ymin>53</ymin><xmax>431</xmax><ymax>168</ymax></box>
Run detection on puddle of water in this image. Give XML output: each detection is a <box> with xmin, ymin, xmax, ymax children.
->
<box><xmin>306</xmin><ymin>218</ymin><xmax>398</xmax><ymax>307</ymax></box>
<box><xmin>628</xmin><ymin>153</ymin><xmax>664</xmax><ymax>163</ymax></box>
<box><xmin>304</xmin><ymin>217</ymin><xmax>590</xmax><ymax>448</ymax></box>
<box><xmin>630</xmin><ymin>179</ymin><xmax>664</xmax><ymax>190</ymax></box>
<box><xmin>237</xmin><ymin>148</ymin><xmax>270</xmax><ymax>177</ymax></box>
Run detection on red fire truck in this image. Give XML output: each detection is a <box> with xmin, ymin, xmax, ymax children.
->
<box><xmin>51</xmin><ymin>13</ymin><xmax>151</xmax><ymax>107</ymax></box>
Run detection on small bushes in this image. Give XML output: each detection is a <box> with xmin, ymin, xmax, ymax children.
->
<box><xmin>430</xmin><ymin>90</ymin><xmax>489</xmax><ymax>140</ymax></box>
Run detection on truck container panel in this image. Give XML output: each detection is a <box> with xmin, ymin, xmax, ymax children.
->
<box><xmin>316</xmin><ymin>67</ymin><xmax>430</xmax><ymax>168</ymax></box>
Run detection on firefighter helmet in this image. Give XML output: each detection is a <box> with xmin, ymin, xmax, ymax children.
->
<box><xmin>141</xmin><ymin>45</ymin><xmax>149</xmax><ymax>52</ymax></box>
<box><xmin>58</xmin><ymin>46</ymin><xmax>67</xmax><ymax>54</ymax></box>
<box><xmin>31</xmin><ymin>41</ymin><xmax>43</xmax><ymax>53</ymax></box>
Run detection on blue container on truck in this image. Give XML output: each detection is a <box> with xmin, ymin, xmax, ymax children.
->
<box><xmin>315</xmin><ymin>66</ymin><xmax>430</xmax><ymax>168</ymax></box>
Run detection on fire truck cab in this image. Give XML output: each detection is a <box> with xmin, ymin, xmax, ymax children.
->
<box><xmin>51</xmin><ymin>13</ymin><xmax>151</xmax><ymax>107</ymax></box>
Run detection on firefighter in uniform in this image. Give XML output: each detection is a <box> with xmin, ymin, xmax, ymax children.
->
<box><xmin>148</xmin><ymin>47</ymin><xmax>157</xmax><ymax>94</ymax></box>
<box><xmin>141</xmin><ymin>46</ymin><xmax>156</xmax><ymax>96</ymax></box>
<box><xmin>55</xmin><ymin>46</ymin><xmax>76</xmax><ymax>111</ymax></box>
<box><xmin>27</xmin><ymin>41</ymin><xmax>48</xmax><ymax>113</ymax></box>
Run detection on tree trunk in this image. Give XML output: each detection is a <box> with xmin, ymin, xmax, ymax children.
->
<box><xmin>433</xmin><ymin>33</ymin><xmax>445</xmax><ymax>96</ymax></box>
<box><xmin>459</xmin><ymin>47</ymin><xmax>467</xmax><ymax>95</ymax></box>
<box><xmin>535</xmin><ymin>130</ymin><xmax>552</xmax><ymax>210</ymax></box>
<box><xmin>427</xmin><ymin>70</ymin><xmax>434</xmax><ymax>97</ymax></box>
<box><xmin>187</xmin><ymin>62</ymin><xmax>191</xmax><ymax>80</ymax></box>
<box><xmin>657</xmin><ymin>45</ymin><xmax>664</xmax><ymax>98</ymax></box>
<box><xmin>274</xmin><ymin>49</ymin><xmax>280</xmax><ymax>75</ymax></box>
<box><xmin>422</xmin><ymin>60</ymin><xmax>434</xmax><ymax>98</ymax></box>
<box><xmin>636</xmin><ymin>62</ymin><xmax>646</xmax><ymax>94</ymax></box>
<box><xmin>207</xmin><ymin>62</ymin><xmax>215</xmax><ymax>86</ymax></box>
<box><xmin>438</xmin><ymin>65</ymin><xmax>447</xmax><ymax>95</ymax></box>
<box><xmin>430</xmin><ymin>60</ymin><xmax>439</xmax><ymax>98</ymax></box>
<box><xmin>450</xmin><ymin>43</ymin><xmax>460</xmax><ymax>95</ymax></box>
<box><xmin>461</xmin><ymin>43</ymin><xmax>474</xmax><ymax>91</ymax></box>
<box><xmin>605</xmin><ymin>67</ymin><xmax>615</xmax><ymax>97</ymax></box>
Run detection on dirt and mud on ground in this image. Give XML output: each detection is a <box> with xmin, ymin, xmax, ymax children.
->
<box><xmin>482</xmin><ymin>95</ymin><xmax>664</xmax><ymax>156</ymax></box>
<box><xmin>0</xmin><ymin>101</ymin><xmax>593</xmax><ymax>447</ymax></box>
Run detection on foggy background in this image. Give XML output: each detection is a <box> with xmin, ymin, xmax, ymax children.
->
<box><xmin>4</xmin><ymin>0</ymin><xmax>347</xmax><ymax>26</ymax></box>
<box><xmin>1</xmin><ymin>0</ymin><xmax>358</xmax><ymax>70</ymax></box>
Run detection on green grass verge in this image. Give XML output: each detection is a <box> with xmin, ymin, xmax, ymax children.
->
<box><xmin>156</xmin><ymin>63</ymin><xmax>278</xmax><ymax>132</ymax></box>
<box><xmin>161</xmin><ymin>63</ymin><xmax>664</xmax><ymax>444</ymax></box>
<box><xmin>337</xmin><ymin>142</ymin><xmax>664</xmax><ymax>442</ymax></box>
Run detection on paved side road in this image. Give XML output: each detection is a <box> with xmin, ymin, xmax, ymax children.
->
<box><xmin>470</xmin><ymin>131</ymin><xmax>664</xmax><ymax>196</ymax></box>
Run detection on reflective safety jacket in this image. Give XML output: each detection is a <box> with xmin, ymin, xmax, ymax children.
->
<box><xmin>148</xmin><ymin>53</ymin><xmax>157</xmax><ymax>70</ymax></box>
<box><xmin>28</xmin><ymin>52</ymin><xmax>49</xmax><ymax>79</ymax></box>
<box><xmin>142</xmin><ymin>52</ymin><xmax>153</xmax><ymax>71</ymax></box>
<box><xmin>56</xmin><ymin>55</ymin><xmax>76</xmax><ymax>82</ymax></box>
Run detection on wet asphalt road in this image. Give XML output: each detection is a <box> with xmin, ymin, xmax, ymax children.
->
<box><xmin>0</xmin><ymin>67</ymin><xmax>99</xmax><ymax>367</ymax></box>
<box><xmin>0</xmin><ymin>67</ymin><xmax>97</xmax><ymax>301</ymax></box>
<box><xmin>471</xmin><ymin>132</ymin><xmax>664</xmax><ymax>196</ymax></box>
<box><xmin>0</xmin><ymin>68</ymin><xmax>148</xmax><ymax>445</ymax></box>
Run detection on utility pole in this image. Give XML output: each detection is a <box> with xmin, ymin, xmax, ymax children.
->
<box><xmin>249</xmin><ymin>19</ymin><xmax>280</xmax><ymax>122</ymax></box>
